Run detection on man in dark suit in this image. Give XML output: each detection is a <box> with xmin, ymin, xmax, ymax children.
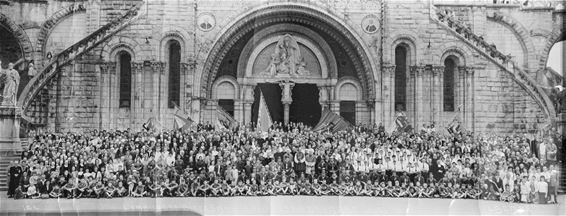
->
<box><xmin>8</xmin><ymin>161</ymin><xmax>22</xmax><ymax>198</ymax></box>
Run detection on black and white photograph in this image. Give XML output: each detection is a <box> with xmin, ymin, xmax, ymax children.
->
<box><xmin>0</xmin><ymin>0</ymin><xmax>564</xmax><ymax>215</ymax></box>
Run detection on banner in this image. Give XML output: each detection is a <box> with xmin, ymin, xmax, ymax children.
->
<box><xmin>312</xmin><ymin>108</ymin><xmax>352</xmax><ymax>132</ymax></box>
<box><xmin>257</xmin><ymin>90</ymin><xmax>273</xmax><ymax>132</ymax></box>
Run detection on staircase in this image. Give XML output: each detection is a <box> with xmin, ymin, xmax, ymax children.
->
<box><xmin>0</xmin><ymin>140</ymin><xmax>29</xmax><ymax>192</ymax></box>
<box><xmin>17</xmin><ymin>2</ymin><xmax>144</xmax><ymax>124</ymax></box>
<box><xmin>429</xmin><ymin>5</ymin><xmax>556</xmax><ymax>120</ymax></box>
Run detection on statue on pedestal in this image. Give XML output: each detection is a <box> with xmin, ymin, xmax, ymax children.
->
<box><xmin>1</xmin><ymin>62</ymin><xmax>20</xmax><ymax>106</ymax></box>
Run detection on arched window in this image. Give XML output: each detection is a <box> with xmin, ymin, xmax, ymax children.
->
<box><xmin>394</xmin><ymin>45</ymin><xmax>407</xmax><ymax>111</ymax></box>
<box><xmin>217</xmin><ymin>81</ymin><xmax>236</xmax><ymax>117</ymax></box>
<box><xmin>443</xmin><ymin>57</ymin><xmax>456</xmax><ymax>112</ymax></box>
<box><xmin>339</xmin><ymin>83</ymin><xmax>358</xmax><ymax>124</ymax></box>
<box><xmin>168</xmin><ymin>40</ymin><xmax>181</xmax><ymax>108</ymax></box>
<box><xmin>118</xmin><ymin>51</ymin><xmax>132</xmax><ymax>108</ymax></box>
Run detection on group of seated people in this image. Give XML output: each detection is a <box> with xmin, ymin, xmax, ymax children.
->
<box><xmin>6</xmin><ymin>122</ymin><xmax>561</xmax><ymax>204</ymax></box>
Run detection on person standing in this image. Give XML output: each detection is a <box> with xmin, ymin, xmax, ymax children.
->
<box><xmin>536</xmin><ymin>176</ymin><xmax>548</xmax><ymax>204</ymax></box>
<box><xmin>8</xmin><ymin>161</ymin><xmax>22</xmax><ymax>198</ymax></box>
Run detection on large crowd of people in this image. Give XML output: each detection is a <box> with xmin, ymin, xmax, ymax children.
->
<box><xmin>6</xmin><ymin>122</ymin><xmax>561</xmax><ymax>204</ymax></box>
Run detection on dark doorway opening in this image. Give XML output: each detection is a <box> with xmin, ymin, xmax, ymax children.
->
<box><xmin>290</xmin><ymin>84</ymin><xmax>321</xmax><ymax>127</ymax></box>
<box><xmin>252</xmin><ymin>83</ymin><xmax>283</xmax><ymax>126</ymax></box>
<box><xmin>340</xmin><ymin>101</ymin><xmax>356</xmax><ymax>125</ymax></box>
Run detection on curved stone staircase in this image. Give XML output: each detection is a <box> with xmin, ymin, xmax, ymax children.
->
<box><xmin>429</xmin><ymin>5</ymin><xmax>556</xmax><ymax>120</ymax></box>
<box><xmin>18</xmin><ymin>3</ymin><xmax>144</xmax><ymax>124</ymax></box>
<box><xmin>430</xmin><ymin>4</ymin><xmax>563</xmax><ymax>194</ymax></box>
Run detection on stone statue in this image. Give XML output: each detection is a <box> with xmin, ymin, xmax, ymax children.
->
<box><xmin>2</xmin><ymin>63</ymin><xmax>20</xmax><ymax>106</ymax></box>
<box><xmin>27</xmin><ymin>62</ymin><xmax>37</xmax><ymax>77</ymax></box>
<box><xmin>263</xmin><ymin>34</ymin><xmax>309</xmax><ymax>76</ymax></box>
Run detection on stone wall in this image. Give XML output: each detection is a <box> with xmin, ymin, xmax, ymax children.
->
<box><xmin>0</xmin><ymin>0</ymin><xmax>562</xmax><ymax>133</ymax></box>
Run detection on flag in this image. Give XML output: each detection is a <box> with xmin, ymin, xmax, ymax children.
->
<box><xmin>257</xmin><ymin>89</ymin><xmax>273</xmax><ymax>132</ymax></box>
<box><xmin>143</xmin><ymin>117</ymin><xmax>163</xmax><ymax>131</ymax></box>
<box><xmin>393</xmin><ymin>113</ymin><xmax>412</xmax><ymax>132</ymax></box>
<box><xmin>216</xmin><ymin>106</ymin><xmax>236</xmax><ymax>130</ymax></box>
<box><xmin>447</xmin><ymin>105</ymin><xmax>462</xmax><ymax>134</ymax></box>
<box><xmin>312</xmin><ymin>108</ymin><xmax>353</xmax><ymax>132</ymax></box>
<box><xmin>171</xmin><ymin>102</ymin><xmax>193</xmax><ymax>131</ymax></box>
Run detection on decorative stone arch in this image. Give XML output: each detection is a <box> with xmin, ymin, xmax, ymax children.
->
<box><xmin>0</xmin><ymin>13</ymin><xmax>35</xmax><ymax>62</ymax></box>
<box><xmin>108</xmin><ymin>44</ymin><xmax>136</xmax><ymax>62</ymax></box>
<box><xmin>36</xmin><ymin>3</ymin><xmax>86</xmax><ymax>63</ymax></box>
<box><xmin>197</xmin><ymin>3</ymin><xmax>377</xmax><ymax>101</ymax></box>
<box><xmin>212</xmin><ymin>75</ymin><xmax>240</xmax><ymax>100</ymax></box>
<box><xmin>540</xmin><ymin>28</ymin><xmax>565</xmax><ymax>70</ymax></box>
<box><xmin>336</xmin><ymin>76</ymin><xmax>363</xmax><ymax>101</ymax></box>
<box><xmin>157</xmin><ymin>30</ymin><xmax>189</xmax><ymax>62</ymax></box>
<box><xmin>435</xmin><ymin>42</ymin><xmax>474</xmax><ymax>65</ymax></box>
<box><xmin>486</xmin><ymin>12</ymin><xmax>537</xmax><ymax>70</ymax></box>
<box><xmin>101</xmin><ymin>37</ymin><xmax>143</xmax><ymax>62</ymax></box>
<box><xmin>236</xmin><ymin>23</ymin><xmax>337</xmax><ymax>79</ymax></box>
<box><xmin>440</xmin><ymin>48</ymin><xmax>468</xmax><ymax>66</ymax></box>
<box><xmin>389</xmin><ymin>36</ymin><xmax>418</xmax><ymax>66</ymax></box>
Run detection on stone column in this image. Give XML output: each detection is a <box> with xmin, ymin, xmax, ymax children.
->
<box><xmin>279</xmin><ymin>81</ymin><xmax>295</xmax><ymax>125</ymax></box>
<box><xmin>329</xmin><ymin>85</ymin><xmax>339</xmax><ymax>113</ymax></box>
<box><xmin>99</xmin><ymin>62</ymin><xmax>115</xmax><ymax>129</ymax></box>
<box><xmin>367</xmin><ymin>99</ymin><xmax>376</xmax><ymax>125</ymax></box>
<box><xmin>318</xmin><ymin>86</ymin><xmax>330</xmax><ymax>110</ymax></box>
<box><xmin>132</xmin><ymin>62</ymin><xmax>144</xmax><ymax>126</ymax></box>
<box><xmin>465</xmin><ymin>67</ymin><xmax>475</xmax><ymax>131</ymax></box>
<box><xmin>409</xmin><ymin>66</ymin><xmax>418</xmax><ymax>128</ymax></box>
<box><xmin>458</xmin><ymin>66</ymin><xmax>469</xmax><ymax>128</ymax></box>
<box><xmin>432</xmin><ymin>66</ymin><xmax>444</xmax><ymax>125</ymax></box>
<box><xmin>382</xmin><ymin>65</ymin><xmax>396</xmax><ymax>128</ymax></box>
<box><xmin>243</xmin><ymin>85</ymin><xmax>255</xmax><ymax>125</ymax></box>
<box><xmin>415</xmin><ymin>66</ymin><xmax>425</xmax><ymax>128</ymax></box>
<box><xmin>151</xmin><ymin>62</ymin><xmax>165</xmax><ymax>122</ymax></box>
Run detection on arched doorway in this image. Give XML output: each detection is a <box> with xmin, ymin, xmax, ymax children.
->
<box><xmin>200</xmin><ymin>4</ymin><xmax>377</xmax><ymax>126</ymax></box>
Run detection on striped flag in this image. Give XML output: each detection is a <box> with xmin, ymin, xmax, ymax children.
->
<box><xmin>257</xmin><ymin>89</ymin><xmax>273</xmax><ymax>132</ymax></box>
<box><xmin>394</xmin><ymin>113</ymin><xmax>412</xmax><ymax>132</ymax></box>
<box><xmin>172</xmin><ymin>102</ymin><xmax>193</xmax><ymax>131</ymax></box>
<box><xmin>216</xmin><ymin>106</ymin><xmax>236</xmax><ymax>130</ymax></box>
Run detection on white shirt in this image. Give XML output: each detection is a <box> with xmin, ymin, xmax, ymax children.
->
<box><xmin>536</xmin><ymin>181</ymin><xmax>548</xmax><ymax>193</ymax></box>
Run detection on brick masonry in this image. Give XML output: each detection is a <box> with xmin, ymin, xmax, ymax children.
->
<box><xmin>0</xmin><ymin>0</ymin><xmax>563</xmax><ymax>133</ymax></box>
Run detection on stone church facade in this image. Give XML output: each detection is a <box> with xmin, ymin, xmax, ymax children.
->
<box><xmin>0</xmin><ymin>0</ymin><xmax>564</xmax><ymax>133</ymax></box>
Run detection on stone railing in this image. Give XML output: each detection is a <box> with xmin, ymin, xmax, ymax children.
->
<box><xmin>17</xmin><ymin>3</ymin><xmax>143</xmax><ymax>117</ymax></box>
<box><xmin>430</xmin><ymin>5</ymin><xmax>556</xmax><ymax>119</ymax></box>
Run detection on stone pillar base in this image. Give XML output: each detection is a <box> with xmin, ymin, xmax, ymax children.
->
<box><xmin>0</xmin><ymin>106</ymin><xmax>22</xmax><ymax>156</ymax></box>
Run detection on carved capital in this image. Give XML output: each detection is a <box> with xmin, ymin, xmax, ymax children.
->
<box><xmin>432</xmin><ymin>66</ymin><xmax>445</xmax><ymax>76</ymax></box>
<box><xmin>132</xmin><ymin>62</ymin><xmax>144</xmax><ymax>74</ymax></box>
<box><xmin>410</xmin><ymin>66</ymin><xmax>425</xmax><ymax>77</ymax></box>
<box><xmin>100</xmin><ymin>62</ymin><xmax>116</xmax><ymax>74</ymax></box>
<box><xmin>382</xmin><ymin>64</ymin><xmax>396</xmax><ymax>75</ymax></box>
<box><xmin>181</xmin><ymin>62</ymin><xmax>195</xmax><ymax>75</ymax></box>
<box><xmin>151</xmin><ymin>61</ymin><xmax>165</xmax><ymax>74</ymax></box>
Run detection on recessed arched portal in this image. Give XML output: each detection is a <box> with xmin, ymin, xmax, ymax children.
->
<box><xmin>199</xmin><ymin>4</ymin><xmax>377</xmax><ymax>126</ymax></box>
